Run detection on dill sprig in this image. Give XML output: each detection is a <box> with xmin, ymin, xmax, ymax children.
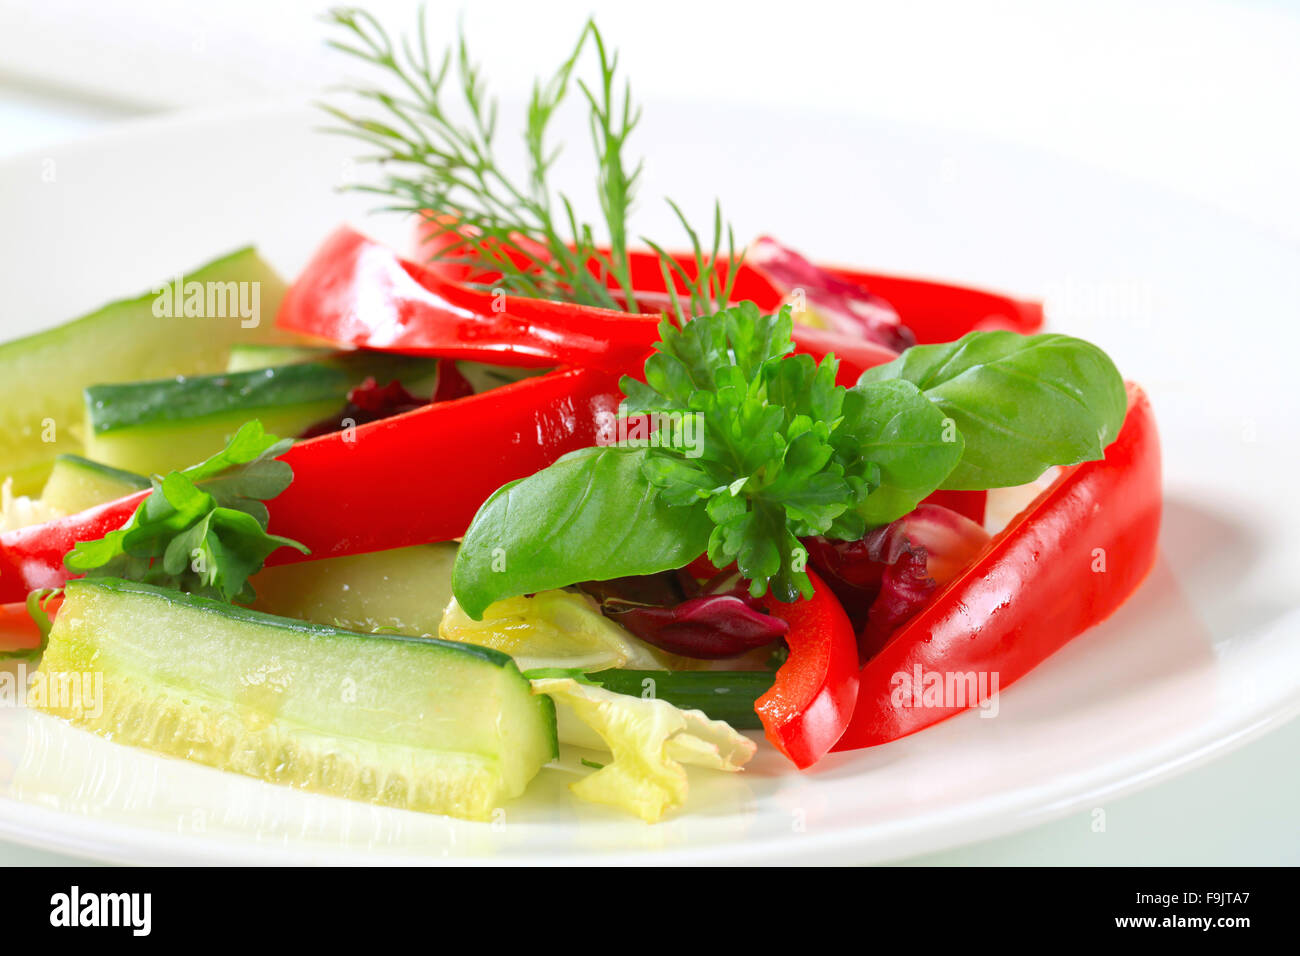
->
<box><xmin>319</xmin><ymin>6</ymin><xmax>740</xmax><ymax>320</ymax></box>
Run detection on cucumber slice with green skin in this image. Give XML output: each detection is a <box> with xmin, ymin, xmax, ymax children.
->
<box><xmin>0</xmin><ymin>247</ymin><xmax>290</xmax><ymax>495</ymax></box>
<box><xmin>84</xmin><ymin>365</ymin><xmax>348</xmax><ymax>475</ymax></box>
<box><xmin>251</xmin><ymin>543</ymin><xmax>459</xmax><ymax>636</ymax></box>
<box><xmin>585</xmin><ymin>670</ymin><xmax>773</xmax><ymax>730</ymax></box>
<box><xmin>39</xmin><ymin>455</ymin><xmax>149</xmax><ymax>515</ymax></box>
<box><xmin>227</xmin><ymin>343</ymin><xmax>548</xmax><ymax>406</ymax></box>
<box><xmin>34</xmin><ymin>578</ymin><xmax>557</xmax><ymax>820</ymax></box>
<box><xmin>227</xmin><ymin>345</ymin><xmax>549</xmax><ymax>395</ymax></box>
<box><xmin>82</xmin><ymin>353</ymin><xmax>439</xmax><ymax>475</ymax></box>
<box><xmin>226</xmin><ymin>344</ymin><xmax>336</xmax><ymax>373</ymax></box>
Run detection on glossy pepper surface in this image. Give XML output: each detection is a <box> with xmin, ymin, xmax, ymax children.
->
<box><xmin>278</xmin><ymin>227</ymin><xmax>902</xmax><ymax>385</ymax></box>
<box><xmin>756</xmin><ymin>569</ymin><xmax>860</xmax><ymax>769</ymax></box>
<box><xmin>834</xmin><ymin>383</ymin><xmax>1162</xmax><ymax>749</ymax></box>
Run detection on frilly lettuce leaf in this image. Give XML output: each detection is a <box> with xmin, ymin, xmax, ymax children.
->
<box><xmin>440</xmin><ymin>590</ymin><xmax>670</xmax><ymax>672</ymax></box>
<box><xmin>531</xmin><ymin>676</ymin><xmax>756</xmax><ymax>822</ymax></box>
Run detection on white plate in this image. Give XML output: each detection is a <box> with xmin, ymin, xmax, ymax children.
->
<box><xmin>1</xmin><ymin>102</ymin><xmax>1297</xmax><ymax>865</ymax></box>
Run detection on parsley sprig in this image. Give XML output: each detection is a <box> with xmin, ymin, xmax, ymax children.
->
<box><xmin>64</xmin><ymin>421</ymin><xmax>309</xmax><ymax>603</ymax></box>
<box><xmin>452</xmin><ymin>304</ymin><xmax>1128</xmax><ymax>617</ymax></box>
<box><xmin>622</xmin><ymin>303</ymin><xmax>874</xmax><ymax>600</ymax></box>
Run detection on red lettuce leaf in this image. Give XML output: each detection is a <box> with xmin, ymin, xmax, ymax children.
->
<box><xmin>750</xmin><ymin>236</ymin><xmax>915</xmax><ymax>352</ymax></box>
<box><xmin>806</xmin><ymin>504</ymin><xmax>990</xmax><ymax>659</ymax></box>
<box><xmin>856</xmin><ymin>545</ymin><xmax>935</xmax><ymax>660</ymax></box>
<box><xmin>299</xmin><ymin>360</ymin><xmax>473</xmax><ymax>439</ymax></box>
<box><xmin>579</xmin><ymin>572</ymin><xmax>788</xmax><ymax>660</ymax></box>
<box><xmin>431</xmin><ymin>359</ymin><xmax>475</xmax><ymax>403</ymax></box>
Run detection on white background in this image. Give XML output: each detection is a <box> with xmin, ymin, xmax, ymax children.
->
<box><xmin>0</xmin><ymin>0</ymin><xmax>1297</xmax><ymax>865</ymax></box>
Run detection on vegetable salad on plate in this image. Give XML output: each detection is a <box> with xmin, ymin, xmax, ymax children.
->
<box><xmin>0</xmin><ymin>8</ymin><xmax>1160</xmax><ymax>823</ymax></box>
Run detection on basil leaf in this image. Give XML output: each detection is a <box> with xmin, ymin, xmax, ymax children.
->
<box><xmin>452</xmin><ymin>445</ymin><xmax>711</xmax><ymax>619</ymax></box>
<box><xmin>842</xmin><ymin>379</ymin><xmax>965</xmax><ymax>524</ymax></box>
<box><xmin>858</xmin><ymin>331</ymin><xmax>1127</xmax><ymax>488</ymax></box>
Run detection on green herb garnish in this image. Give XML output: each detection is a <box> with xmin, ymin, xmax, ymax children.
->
<box><xmin>857</xmin><ymin>330</ymin><xmax>1130</xmax><ymax>488</ymax></box>
<box><xmin>24</xmin><ymin>588</ymin><xmax>58</xmax><ymax>649</ymax></box>
<box><xmin>320</xmin><ymin>7</ymin><xmax>738</xmax><ymax>321</ymax></box>
<box><xmin>64</xmin><ymin>421</ymin><xmax>309</xmax><ymax>603</ymax></box>
<box><xmin>0</xmin><ymin>588</ymin><xmax>60</xmax><ymax>661</ymax></box>
<box><xmin>453</xmin><ymin>308</ymin><xmax>1127</xmax><ymax>615</ymax></box>
<box><xmin>621</xmin><ymin>303</ymin><xmax>886</xmax><ymax>600</ymax></box>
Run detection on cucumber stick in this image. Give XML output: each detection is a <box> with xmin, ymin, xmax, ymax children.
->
<box><xmin>250</xmin><ymin>543</ymin><xmax>459</xmax><ymax>636</ymax></box>
<box><xmin>225</xmin><ymin>344</ymin><xmax>336</xmax><ymax>372</ymax></box>
<box><xmin>39</xmin><ymin>455</ymin><xmax>149</xmax><ymax>515</ymax></box>
<box><xmin>82</xmin><ymin>353</ymin><xmax>438</xmax><ymax>475</ymax></box>
<box><xmin>227</xmin><ymin>345</ymin><xmax>546</xmax><ymax>395</ymax></box>
<box><xmin>34</xmin><ymin>579</ymin><xmax>557</xmax><ymax>820</ymax></box>
<box><xmin>84</xmin><ymin>364</ymin><xmax>350</xmax><ymax>475</ymax></box>
<box><xmin>0</xmin><ymin>247</ymin><xmax>290</xmax><ymax>494</ymax></box>
<box><xmin>586</xmin><ymin>670</ymin><xmax>772</xmax><ymax>729</ymax></box>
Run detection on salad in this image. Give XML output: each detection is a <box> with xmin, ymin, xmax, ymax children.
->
<box><xmin>0</xmin><ymin>9</ymin><xmax>1160</xmax><ymax>824</ymax></box>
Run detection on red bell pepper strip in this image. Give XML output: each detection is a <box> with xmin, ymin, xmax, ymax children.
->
<box><xmin>834</xmin><ymin>382</ymin><xmax>1161</xmax><ymax>749</ymax></box>
<box><xmin>279</xmin><ymin>226</ymin><xmax>659</xmax><ymax>373</ymax></box>
<box><xmin>0</xmin><ymin>600</ymin><xmax>44</xmax><ymax>653</ymax></box>
<box><xmin>414</xmin><ymin>217</ymin><xmax>791</xmax><ymax>311</ymax></box>
<box><xmin>605</xmin><ymin>250</ymin><xmax>1044</xmax><ymax>350</ymax></box>
<box><xmin>413</xmin><ymin>220</ymin><xmax>1043</xmax><ymax>346</ymax></box>
<box><xmin>920</xmin><ymin>489</ymin><xmax>987</xmax><ymax>526</ymax></box>
<box><xmin>756</xmin><ymin>569</ymin><xmax>860</xmax><ymax>769</ymax></box>
<box><xmin>0</xmin><ymin>494</ymin><xmax>145</xmax><ymax>599</ymax></box>
<box><xmin>266</xmin><ymin>366</ymin><xmax>622</xmax><ymax>560</ymax></box>
<box><xmin>0</xmin><ymin>367</ymin><xmax>625</xmax><ymax>601</ymax></box>
<box><xmin>279</xmin><ymin>226</ymin><xmax>899</xmax><ymax>386</ymax></box>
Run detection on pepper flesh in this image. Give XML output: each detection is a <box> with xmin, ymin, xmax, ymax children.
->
<box><xmin>280</xmin><ymin>226</ymin><xmax>900</xmax><ymax>386</ymax></box>
<box><xmin>756</xmin><ymin>569</ymin><xmax>860</xmax><ymax>769</ymax></box>
<box><xmin>0</xmin><ymin>495</ymin><xmax>144</xmax><ymax>599</ymax></box>
<box><xmin>0</xmin><ymin>600</ymin><xmax>42</xmax><ymax>653</ymax></box>
<box><xmin>413</xmin><ymin>221</ymin><xmax>1045</xmax><ymax>346</ymax></box>
<box><xmin>834</xmin><ymin>383</ymin><xmax>1161</xmax><ymax>749</ymax></box>
<box><xmin>278</xmin><ymin>226</ymin><xmax>659</xmax><ymax>372</ymax></box>
<box><xmin>267</xmin><ymin>366</ymin><xmax>623</xmax><ymax>560</ymax></box>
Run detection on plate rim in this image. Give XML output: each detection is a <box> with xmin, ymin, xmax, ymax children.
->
<box><xmin>2</xmin><ymin>699</ymin><xmax>1295</xmax><ymax>866</ymax></box>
